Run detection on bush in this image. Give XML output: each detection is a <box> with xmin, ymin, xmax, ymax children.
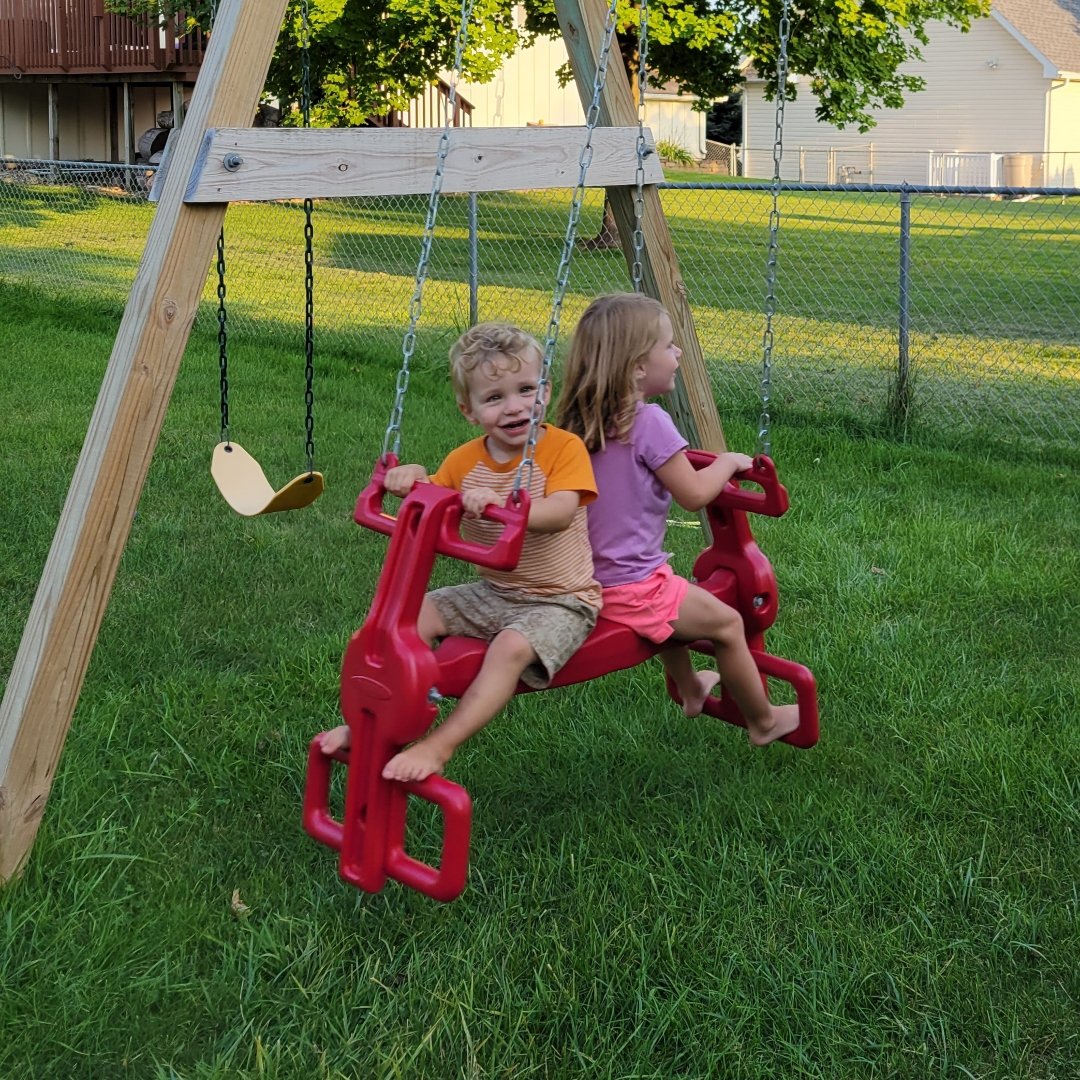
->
<box><xmin>656</xmin><ymin>139</ymin><xmax>695</xmax><ymax>166</ymax></box>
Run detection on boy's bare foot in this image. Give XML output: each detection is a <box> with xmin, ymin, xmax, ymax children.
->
<box><xmin>318</xmin><ymin>725</ymin><xmax>351</xmax><ymax>754</ymax></box>
<box><xmin>382</xmin><ymin>740</ymin><xmax>450</xmax><ymax>782</ymax></box>
<box><xmin>679</xmin><ymin>670</ymin><xmax>721</xmax><ymax>718</ymax></box>
<box><xmin>747</xmin><ymin>703</ymin><xmax>800</xmax><ymax>747</ymax></box>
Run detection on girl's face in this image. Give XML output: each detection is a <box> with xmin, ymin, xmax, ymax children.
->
<box><xmin>636</xmin><ymin>313</ymin><xmax>681</xmax><ymax>398</ymax></box>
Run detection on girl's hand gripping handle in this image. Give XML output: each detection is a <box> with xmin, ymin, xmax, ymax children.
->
<box><xmin>685</xmin><ymin>451</ymin><xmax>790</xmax><ymax>518</ymax></box>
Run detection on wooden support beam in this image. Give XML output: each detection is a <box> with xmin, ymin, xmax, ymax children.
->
<box><xmin>554</xmin><ymin>0</ymin><xmax>726</xmax><ymax>452</ymax></box>
<box><xmin>122</xmin><ymin>80</ymin><xmax>133</xmax><ymax>166</ymax></box>
<box><xmin>183</xmin><ymin>125</ymin><xmax>663</xmax><ymax>202</ymax></box>
<box><xmin>47</xmin><ymin>82</ymin><xmax>59</xmax><ymax>160</ymax></box>
<box><xmin>0</xmin><ymin>0</ymin><xmax>290</xmax><ymax>883</ymax></box>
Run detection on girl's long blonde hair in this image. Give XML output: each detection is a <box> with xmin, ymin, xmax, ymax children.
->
<box><xmin>556</xmin><ymin>293</ymin><xmax>668</xmax><ymax>452</ymax></box>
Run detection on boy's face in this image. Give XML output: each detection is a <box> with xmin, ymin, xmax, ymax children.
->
<box><xmin>459</xmin><ymin>351</ymin><xmax>547</xmax><ymax>461</ymax></box>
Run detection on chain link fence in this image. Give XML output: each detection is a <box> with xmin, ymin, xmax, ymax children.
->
<box><xmin>2</xmin><ymin>159</ymin><xmax>1078</xmax><ymax>448</ymax></box>
<box><xmin>703</xmin><ymin>140</ymin><xmax>740</xmax><ymax>176</ymax></box>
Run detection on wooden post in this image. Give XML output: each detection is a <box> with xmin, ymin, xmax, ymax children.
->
<box><xmin>171</xmin><ymin>80</ymin><xmax>186</xmax><ymax>130</ymax></box>
<box><xmin>122</xmin><ymin>80</ymin><xmax>133</xmax><ymax>165</ymax></box>
<box><xmin>0</xmin><ymin>0</ymin><xmax>289</xmax><ymax>883</ymax></box>
<box><xmin>554</xmin><ymin>0</ymin><xmax>726</xmax><ymax>452</ymax></box>
<box><xmin>47</xmin><ymin>83</ymin><xmax>59</xmax><ymax>161</ymax></box>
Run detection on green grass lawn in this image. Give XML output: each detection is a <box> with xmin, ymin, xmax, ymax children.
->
<box><xmin>1</xmin><ymin>283</ymin><xmax>1078</xmax><ymax>1078</ymax></box>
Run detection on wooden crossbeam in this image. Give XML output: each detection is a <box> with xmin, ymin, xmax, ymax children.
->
<box><xmin>184</xmin><ymin>125</ymin><xmax>664</xmax><ymax>202</ymax></box>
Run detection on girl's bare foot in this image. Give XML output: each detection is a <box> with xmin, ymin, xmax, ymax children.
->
<box><xmin>748</xmin><ymin>704</ymin><xmax>800</xmax><ymax>747</ymax></box>
<box><xmin>382</xmin><ymin>740</ymin><xmax>450</xmax><ymax>782</ymax></box>
<box><xmin>318</xmin><ymin>725</ymin><xmax>351</xmax><ymax>754</ymax></box>
<box><xmin>678</xmin><ymin>670</ymin><xmax>721</xmax><ymax>718</ymax></box>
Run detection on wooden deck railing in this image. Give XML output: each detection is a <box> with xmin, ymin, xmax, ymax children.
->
<box><xmin>0</xmin><ymin>3</ymin><xmax>470</xmax><ymax>130</ymax></box>
<box><xmin>0</xmin><ymin>0</ymin><xmax>206</xmax><ymax>75</ymax></box>
<box><xmin>367</xmin><ymin>79</ymin><xmax>474</xmax><ymax>129</ymax></box>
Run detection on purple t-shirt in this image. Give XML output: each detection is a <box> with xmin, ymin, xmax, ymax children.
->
<box><xmin>587</xmin><ymin>402</ymin><xmax>688</xmax><ymax>587</ymax></box>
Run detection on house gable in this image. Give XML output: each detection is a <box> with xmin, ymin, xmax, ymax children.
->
<box><xmin>992</xmin><ymin>0</ymin><xmax>1080</xmax><ymax>77</ymax></box>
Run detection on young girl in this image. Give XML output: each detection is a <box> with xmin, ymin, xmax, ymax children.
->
<box><xmin>556</xmin><ymin>293</ymin><xmax>799</xmax><ymax>746</ymax></box>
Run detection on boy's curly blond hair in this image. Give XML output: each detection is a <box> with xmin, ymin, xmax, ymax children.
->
<box><xmin>449</xmin><ymin>323</ymin><xmax>542</xmax><ymax>404</ymax></box>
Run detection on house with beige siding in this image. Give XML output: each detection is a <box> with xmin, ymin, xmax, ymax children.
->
<box><xmin>455</xmin><ymin>30</ymin><xmax>708</xmax><ymax>159</ymax></box>
<box><xmin>0</xmin><ymin>3</ymin><xmax>478</xmax><ymax>165</ymax></box>
<box><xmin>0</xmin><ymin>0</ymin><xmax>703</xmax><ymax>167</ymax></box>
<box><xmin>742</xmin><ymin>0</ymin><xmax>1080</xmax><ymax>186</ymax></box>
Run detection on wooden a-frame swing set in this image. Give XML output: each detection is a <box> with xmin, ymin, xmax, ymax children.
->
<box><xmin>0</xmin><ymin>0</ymin><xmax>815</xmax><ymax>895</ymax></box>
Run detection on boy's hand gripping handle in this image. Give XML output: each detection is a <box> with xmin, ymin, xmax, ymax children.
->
<box><xmin>354</xmin><ymin>455</ymin><xmax>530</xmax><ymax>571</ymax></box>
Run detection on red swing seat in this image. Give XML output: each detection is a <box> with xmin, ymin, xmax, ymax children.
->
<box><xmin>304</xmin><ymin>451</ymin><xmax>819</xmax><ymax>901</ymax></box>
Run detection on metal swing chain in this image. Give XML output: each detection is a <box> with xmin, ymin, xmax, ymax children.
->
<box><xmin>513</xmin><ymin>0</ymin><xmax>621</xmax><ymax>496</ymax></box>
<box><xmin>301</xmin><ymin>0</ymin><xmax>316</xmax><ymax>473</ymax></box>
<box><xmin>217</xmin><ymin>228</ymin><xmax>229</xmax><ymax>444</ymax></box>
<box><xmin>631</xmin><ymin>0</ymin><xmax>650</xmax><ymax>293</ymax></box>
<box><xmin>757</xmin><ymin>0</ymin><xmax>792</xmax><ymax>459</ymax></box>
<box><xmin>210</xmin><ymin>0</ymin><xmax>230</xmax><ymax>446</ymax></box>
<box><xmin>213</xmin><ymin>0</ymin><xmax>314</xmax><ymax>464</ymax></box>
<box><xmin>381</xmin><ymin>0</ymin><xmax>477</xmax><ymax>462</ymax></box>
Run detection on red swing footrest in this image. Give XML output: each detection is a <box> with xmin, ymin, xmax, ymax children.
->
<box><xmin>303</xmin><ymin>739</ymin><xmax>473</xmax><ymax>903</ymax></box>
<box><xmin>667</xmin><ymin>646</ymin><xmax>820</xmax><ymax>749</ymax></box>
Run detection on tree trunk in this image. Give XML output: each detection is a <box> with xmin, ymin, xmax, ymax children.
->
<box><xmin>577</xmin><ymin>197</ymin><xmax>621</xmax><ymax>250</ymax></box>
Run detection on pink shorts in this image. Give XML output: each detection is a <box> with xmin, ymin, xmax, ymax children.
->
<box><xmin>600</xmin><ymin>563</ymin><xmax>689</xmax><ymax>644</ymax></box>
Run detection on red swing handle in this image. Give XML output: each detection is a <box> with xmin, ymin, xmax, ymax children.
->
<box><xmin>686</xmin><ymin>450</ymin><xmax>790</xmax><ymax>518</ymax></box>
<box><xmin>354</xmin><ymin>455</ymin><xmax>530</xmax><ymax>571</ymax></box>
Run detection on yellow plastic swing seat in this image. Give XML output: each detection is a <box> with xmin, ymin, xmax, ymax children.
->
<box><xmin>211</xmin><ymin>442</ymin><xmax>324</xmax><ymax>517</ymax></box>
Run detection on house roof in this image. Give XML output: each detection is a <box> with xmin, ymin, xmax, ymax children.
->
<box><xmin>993</xmin><ymin>0</ymin><xmax>1080</xmax><ymax>75</ymax></box>
<box><xmin>642</xmin><ymin>75</ymin><xmax>700</xmax><ymax>101</ymax></box>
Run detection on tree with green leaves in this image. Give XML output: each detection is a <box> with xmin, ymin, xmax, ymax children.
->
<box><xmin>266</xmin><ymin>0</ymin><xmax>523</xmax><ymax>127</ymax></box>
<box><xmin>526</xmin><ymin>0</ymin><xmax>991</xmax><ymax>133</ymax></box>
<box><xmin>114</xmin><ymin>0</ymin><xmax>991</xmax><ymax>133</ymax></box>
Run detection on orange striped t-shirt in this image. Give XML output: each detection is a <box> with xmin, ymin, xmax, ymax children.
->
<box><xmin>431</xmin><ymin>425</ymin><xmax>601</xmax><ymax>608</ymax></box>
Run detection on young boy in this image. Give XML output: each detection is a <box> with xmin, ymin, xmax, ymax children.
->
<box><xmin>319</xmin><ymin>323</ymin><xmax>601</xmax><ymax>781</ymax></box>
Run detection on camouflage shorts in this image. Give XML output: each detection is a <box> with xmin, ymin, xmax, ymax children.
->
<box><xmin>429</xmin><ymin>580</ymin><xmax>598</xmax><ymax>688</ymax></box>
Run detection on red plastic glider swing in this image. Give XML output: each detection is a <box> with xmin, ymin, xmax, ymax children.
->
<box><xmin>304</xmin><ymin>0</ymin><xmax>816</xmax><ymax>902</ymax></box>
<box><xmin>303</xmin><ymin>453</ymin><xmax>819</xmax><ymax>902</ymax></box>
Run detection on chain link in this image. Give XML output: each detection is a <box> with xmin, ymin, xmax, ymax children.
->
<box><xmin>303</xmin><ymin>196</ymin><xmax>315</xmax><ymax>470</ymax></box>
<box><xmin>300</xmin><ymin>0</ymin><xmax>316</xmax><ymax>472</ymax></box>
<box><xmin>300</xmin><ymin>0</ymin><xmax>311</xmax><ymax>129</ymax></box>
<box><xmin>210</xmin><ymin>0</ymin><xmax>229</xmax><ymax>447</ymax></box>
<box><xmin>514</xmin><ymin>0</ymin><xmax>621</xmax><ymax>496</ymax></box>
<box><xmin>631</xmin><ymin>0</ymin><xmax>650</xmax><ymax>293</ymax></box>
<box><xmin>757</xmin><ymin>0</ymin><xmax>792</xmax><ymax>458</ymax></box>
<box><xmin>216</xmin><ymin>227</ymin><xmax>229</xmax><ymax>444</ymax></box>
<box><xmin>382</xmin><ymin>0</ymin><xmax>476</xmax><ymax>461</ymax></box>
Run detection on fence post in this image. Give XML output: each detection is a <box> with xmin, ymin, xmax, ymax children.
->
<box><xmin>888</xmin><ymin>185</ymin><xmax>913</xmax><ymax>434</ymax></box>
<box><xmin>468</xmin><ymin>192</ymin><xmax>479</xmax><ymax>326</ymax></box>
